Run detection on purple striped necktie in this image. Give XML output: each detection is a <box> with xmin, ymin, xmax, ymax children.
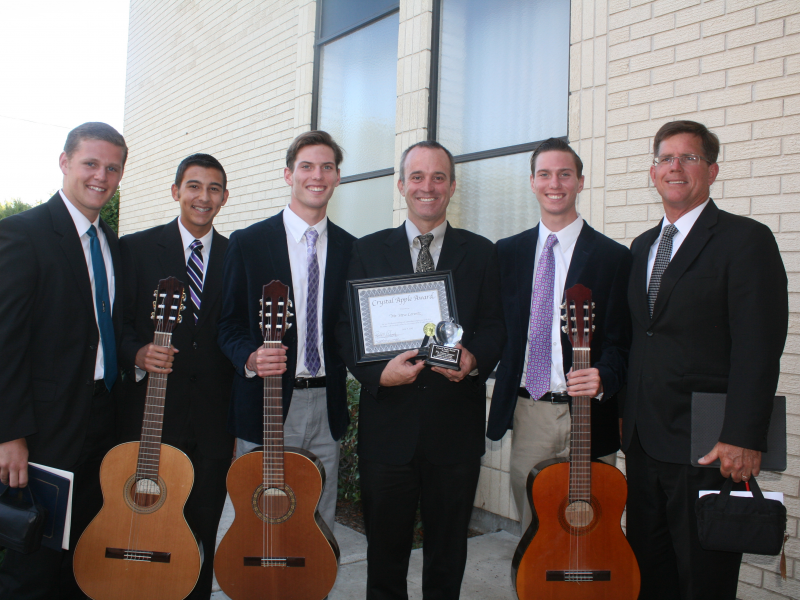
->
<box><xmin>525</xmin><ymin>233</ymin><xmax>558</xmax><ymax>400</ymax></box>
<box><xmin>304</xmin><ymin>228</ymin><xmax>321</xmax><ymax>376</ymax></box>
<box><xmin>188</xmin><ymin>239</ymin><xmax>204</xmax><ymax>324</ymax></box>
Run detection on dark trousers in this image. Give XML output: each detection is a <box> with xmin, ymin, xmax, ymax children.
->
<box><xmin>626</xmin><ymin>428</ymin><xmax>742</xmax><ymax>600</ymax></box>
<box><xmin>0</xmin><ymin>388</ymin><xmax>115</xmax><ymax>600</ymax></box>
<box><xmin>359</xmin><ymin>445</ymin><xmax>481</xmax><ymax>600</ymax></box>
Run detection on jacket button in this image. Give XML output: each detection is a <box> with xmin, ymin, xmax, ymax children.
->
<box><xmin>89</xmin><ymin>345</ymin><xmax>96</xmax><ymax>351</ymax></box>
<box><xmin>646</xmin><ymin>331</ymin><xmax>653</xmax><ymax>337</ymax></box>
<box><xmin>193</xmin><ymin>342</ymin><xmax>198</xmax><ymax>350</ymax></box>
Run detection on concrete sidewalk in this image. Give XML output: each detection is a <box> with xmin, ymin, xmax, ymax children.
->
<box><xmin>210</xmin><ymin>493</ymin><xmax>519</xmax><ymax>599</ymax></box>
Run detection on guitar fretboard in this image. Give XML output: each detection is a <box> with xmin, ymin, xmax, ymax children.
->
<box><xmin>569</xmin><ymin>344</ymin><xmax>592</xmax><ymax>503</ymax></box>
<box><xmin>136</xmin><ymin>330</ymin><xmax>172</xmax><ymax>482</ymax></box>
<box><xmin>263</xmin><ymin>340</ymin><xmax>285</xmax><ymax>487</ymax></box>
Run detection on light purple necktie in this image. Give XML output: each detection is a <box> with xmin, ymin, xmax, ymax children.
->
<box><xmin>187</xmin><ymin>239</ymin><xmax>204</xmax><ymax>324</ymax></box>
<box><xmin>304</xmin><ymin>228</ymin><xmax>321</xmax><ymax>376</ymax></box>
<box><xmin>525</xmin><ymin>233</ymin><xmax>558</xmax><ymax>400</ymax></box>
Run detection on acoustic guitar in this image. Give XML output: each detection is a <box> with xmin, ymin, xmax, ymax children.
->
<box><xmin>74</xmin><ymin>276</ymin><xmax>201</xmax><ymax>600</ymax></box>
<box><xmin>512</xmin><ymin>283</ymin><xmax>640</xmax><ymax>600</ymax></box>
<box><xmin>214</xmin><ymin>280</ymin><xmax>339</xmax><ymax>600</ymax></box>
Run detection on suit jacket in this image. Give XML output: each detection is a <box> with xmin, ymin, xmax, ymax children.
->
<box><xmin>336</xmin><ymin>222</ymin><xmax>506</xmax><ymax>466</ymax></box>
<box><xmin>117</xmin><ymin>218</ymin><xmax>234</xmax><ymax>459</ymax></box>
<box><xmin>0</xmin><ymin>193</ymin><xmax>123</xmax><ymax>470</ymax></box>
<box><xmin>622</xmin><ymin>200</ymin><xmax>788</xmax><ymax>464</ymax></box>
<box><xmin>486</xmin><ymin>222</ymin><xmax>632</xmax><ymax>458</ymax></box>
<box><xmin>218</xmin><ymin>211</ymin><xmax>355</xmax><ymax>443</ymax></box>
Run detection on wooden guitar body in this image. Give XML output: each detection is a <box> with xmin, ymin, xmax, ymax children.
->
<box><xmin>512</xmin><ymin>458</ymin><xmax>640</xmax><ymax>600</ymax></box>
<box><xmin>73</xmin><ymin>441</ymin><xmax>201</xmax><ymax>600</ymax></box>
<box><xmin>214</xmin><ymin>446</ymin><xmax>340</xmax><ymax>600</ymax></box>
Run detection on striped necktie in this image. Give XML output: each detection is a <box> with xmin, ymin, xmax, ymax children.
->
<box><xmin>188</xmin><ymin>239</ymin><xmax>204</xmax><ymax>324</ymax></box>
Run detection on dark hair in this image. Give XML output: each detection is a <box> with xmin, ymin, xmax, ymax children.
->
<box><xmin>64</xmin><ymin>122</ymin><xmax>128</xmax><ymax>166</ymax></box>
<box><xmin>175</xmin><ymin>153</ymin><xmax>227</xmax><ymax>190</ymax></box>
<box><xmin>286</xmin><ymin>130</ymin><xmax>343</xmax><ymax>171</ymax></box>
<box><xmin>398</xmin><ymin>140</ymin><xmax>456</xmax><ymax>183</ymax></box>
<box><xmin>530</xmin><ymin>138</ymin><xmax>583</xmax><ymax>178</ymax></box>
<box><xmin>653</xmin><ymin>120</ymin><xmax>719</xmax><ymax>164</ymax></box>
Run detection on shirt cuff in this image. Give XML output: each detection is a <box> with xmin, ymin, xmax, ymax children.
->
<box><xmin>134</xmin><ymin>366</ymin><xmax>147</xmax><ymax>383</ymax></box>
<box><xmin>245</xmin><ymin>365</ymin><xmax>256</xmax><ymax>378</ymax></box>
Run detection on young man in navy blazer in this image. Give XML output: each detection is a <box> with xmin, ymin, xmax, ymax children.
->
<box><xmin>218</xmin><ymin>131</ymin><xmax>355</xmax><ymax>532</ymax></box>
<box><xmin>487</xmin><ymin>138</ymin><xmax>632</xmax><ymax>533</ymax></box>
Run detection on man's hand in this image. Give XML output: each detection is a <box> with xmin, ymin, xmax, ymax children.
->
<box><xmin>379</xmin><ymin>349</ymin><xmax>425</xmax><ymax>386</ymax></box>
<box><xmin>566</xmin><ymin>367</ymin><xmax>603</xmax><ymax>398</ymax></box>
<box><xmin>0</xmin><ymin>438</ymin><xmax>29</xmax><ymax>488</ymax></box>
<box><xmin>246</xmin><ymin>345</ymin><xmax>289</xmax><ymax>378</ymax></box>
<box><xmin>135</xmin><ymin>343</ymin><xmax>178</xmax><ymax>374</ymax></box>
<box><xmin>431</xmin><ymin>344</ymin><xmax>477</xmax><ymax>383</ymax></box>
<box><xmin>698</xmin><ymin>441</ymin><xmax>761</xmax><ymax>483</ymax></box>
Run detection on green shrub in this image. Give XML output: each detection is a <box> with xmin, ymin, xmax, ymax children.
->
<box><xmin>337</xmin><ymin>377</ymin><xmax>361</xmax><ymax>503</ymax></box>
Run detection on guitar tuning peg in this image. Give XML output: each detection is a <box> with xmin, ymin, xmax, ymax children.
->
<box><xmin>560</xmin><ymin>314</ymin><xmax>567</xmax><ymax>321</ymax></box>
<box><xmin>592</xmin><ymin>325</ymin><xmax>596</xmax><ymax>332</ymax></box>
<box><xmin>561</xmin><ymin>325</ymin><xmax>568</xmax><ymax>334</ymax></box>
<box><xmin>150</xmin><ymin>311</ymin><xmax>155</xmax><ymax>320</ymax></box>
<box><xmin>592</xmin><ymin>302</ymin><xmax>596</xmax><ymax>309</ymax></box>
<box><xmin>592</xmin><ymin>313</ymin><xmax>596</xmax><ymax>319</ymax></box>
<box><xmin>177</xmin><ymin>315</ymin><xmax>182</xmax><ymax>323</ymax></box>
<box><xmin>559</xmin><ymin>301</ymin><xmax>566</xmax><ymax>310</ymax></box>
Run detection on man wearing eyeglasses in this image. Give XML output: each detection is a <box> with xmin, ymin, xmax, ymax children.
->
<box><xmin>621</xmin><ymin>120</ymin><xmax>788</xmax><ymax>599</ymax></box>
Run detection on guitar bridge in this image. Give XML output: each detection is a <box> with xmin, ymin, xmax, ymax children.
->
<box><xmin>546</xmin><ymin>570</ymin><xmax>610</xmax><ymax>582</ymax></box>
<box><xmin>105</xmin><ymin>548</ymin><xmax>171</xmax><ymax>563</ymax></box>
<box><xmin>243</xmin><ymin>556</ymin><xmax>305</xmax><ymax>568</ymax></box>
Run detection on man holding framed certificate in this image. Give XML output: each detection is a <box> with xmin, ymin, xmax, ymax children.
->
<box><xmin>336</xmin><ymin>141</ymin><xmax>505</xmax><ymax>600</ymax></box>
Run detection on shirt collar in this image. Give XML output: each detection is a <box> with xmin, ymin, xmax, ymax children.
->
<box><xmin>177</xmin><ymin>217</ymin><xmax>214</xmax><ymax>251</ymax></box>
<box><xmin>661</xmin><ymin>198</ymin><xmax>710</xmax><ymax>237</ymax></box>
<box><xmin>60</xmin><ymin>189</ymin><xmax>100</xmax><ymax>236</ymax></box>
<box><xmin>283</xmin><ymin>204</ymin><xmax>328</xmax><ymax>244</ymax></box>
<box><xmin>405</xmin><ymin>219</ymin><xmax>448</xmax><ymax>248</ymax></box>
<box><xmin>538</xmin><ymin>214</ymin><xmax>584</xmax><ymax>252</ymax></box>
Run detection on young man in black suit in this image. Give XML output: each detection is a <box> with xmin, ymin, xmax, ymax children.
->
<box><xmin>623</xmin><ymin>120</ymin><xmax>788</xmax><ymax>599</ymax></box>
<box><xmin>0</xmin><ymin>122</ymin><xmax>126</xmax><ymax>599</ymax></box>
<box><xmin>117</xmin><ymin>153</ymin><xmax>234</xmax><ymax>599</ymax></box>
<box><xmin>336</xmin><ymin>141</ymin><xmax>506</xmax><ymax>600</ymax></box>
<box><xmin>486</xmin><ymin>138</ymin><xmax>632</xmax><ymax>533</ymax></box>
<box><xmin>218</xmin><ymin>131</ymin><xmax>355</xmax><ymax>532</ymax></box>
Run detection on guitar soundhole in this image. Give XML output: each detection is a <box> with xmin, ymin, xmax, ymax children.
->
<box><xmin>124</xmin><ymin>475</ymin><xmax>167</xmax><ymax>514</ymax></box>
<box><xmin>558</xmin><ymin>497</ymin><xmax>601</xmax><ymax>534</ymax></box>
<box><xmin>253</xmin><ymin>484</ymin><xmax>297</xmax><ymax>524</ymax></box>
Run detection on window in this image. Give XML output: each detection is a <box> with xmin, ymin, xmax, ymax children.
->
<box><xmin>435</xmin><ymin>0</ymin><xmax>571</xmax><ymax>241</ymax></box>
<box><xmin>314</xmin><ymin>1</ymin><xmax>399</xmax><ymax>238</ymax></box>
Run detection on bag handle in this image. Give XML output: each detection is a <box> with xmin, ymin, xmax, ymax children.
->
<box><xmin>714</xmin><ymin>475</ymin><xmax>768</xmax><ymax>510</ymax></box>
<box><xmin>0</xmin><ymin>483</ymin><xmax>37</xmax><ymax>507</ymax></box>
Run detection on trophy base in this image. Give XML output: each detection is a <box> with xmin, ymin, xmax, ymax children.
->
<box><xmin>425</xmin><ymin>344</ymin><xmax>461</xmax><ymax>371</ymax></box>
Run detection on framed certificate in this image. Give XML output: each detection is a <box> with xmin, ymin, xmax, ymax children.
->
<box><xmin>347</xmin><ymin>271</ymin><xmax>459</xmax><ymax>364</ymax></box>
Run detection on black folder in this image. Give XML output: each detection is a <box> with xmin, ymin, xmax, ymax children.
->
<box><xmin>691</xmin><ymin>393</ymin><xmax>786</xmax><ymax>472</ymax></box>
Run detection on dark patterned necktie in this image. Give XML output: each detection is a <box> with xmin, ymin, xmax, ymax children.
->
<box><xmin>416</xmin><ymin>233</ymin><xmax>434</xmax><ymax>273</ymax></box>
<box><xmin>304</xmin><ymin>228</ymin><xmax>321</xmax><ymax>376</ymax></box>
<box><xmin>647</xmin><ymin>223</ymin><xmax>678</xmax><ymax>316</ymax></box>
<box><xmin>87</xmin><ymin>225</ymin><xmax>117</xmax><ymax>390</ymax></box>
<box><xmin>188</xmin><ymin>239</ymin><xmax>204</xmax><ymax>323</ymax></box>
<box><xmin>525</xmin><ymin>233</ymin><xmax>558</xmax><ymax>399</ymax></box>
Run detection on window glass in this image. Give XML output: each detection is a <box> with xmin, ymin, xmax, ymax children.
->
<box><xmin>320</xmin><ymin>0</ymin><xmax>398</xmax><ymax>40</ymax></box>
<box><xmin>318</xmin><ymin>13</ymin><xmax>398</xmax><ymax>178</ymax></box>
<box><xmin>438</xmin><ymin>0</ymin><xmax>570</xmax><ymax>155</ymax></box>
<box><xmin>326</xmin><ymin>176</ymin><xmax>395</xmax><ymax>238</ymax></box>
<box><xmin>447</xmin><ymin>153</ymin><xmax>540</xmax><ymax>242</ymax></box>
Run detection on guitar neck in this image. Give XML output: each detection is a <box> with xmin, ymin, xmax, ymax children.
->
<box><xmin>136</xmin><ymin>330</ymin><xmax>172</xmax><ymax>482</ymax></box>
<box><xmin>263</xmin><ymin>341</ymin><xmax>285</xmax><ymax>488</ymax></box>
<box><xmin>569</xmin><ymin>347</ymin><xmax>592</xmax><ymax>503</ymax></box>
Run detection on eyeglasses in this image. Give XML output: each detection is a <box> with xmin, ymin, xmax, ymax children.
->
<box><xmin>653</xmin><ymin>154</ymin><xmax>712</xmax><ymax>167</ymax></box>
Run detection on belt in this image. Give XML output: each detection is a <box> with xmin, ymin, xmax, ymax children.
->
<box><xmin>93</xmin><ymin>379</ymin><xmax>108</xmax><ymax>396</ymax></box>
<box><xmin>517</xmin><ymin>387</ymin><xmax>570</xmax><ymax>403</ymax></box>
<box><xmin>294</xmin><ymin>376</ymin><xmax>326</xmax><ymax>389</ymax></box>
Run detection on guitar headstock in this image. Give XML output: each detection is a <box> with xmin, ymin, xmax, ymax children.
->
<box><xmin>259</xmin><ymin>280</ymin><xmax>293</xmax><ymax>343</ymax></box>
<box><xmin>151</xmin><ymin>276</ymin><xmax>186</xmax><ymax>334</ymax></box>
<box><xmin>560</xmin><ymin>283</ymin><xmax>595</xmax><ymax>350</ymax></box>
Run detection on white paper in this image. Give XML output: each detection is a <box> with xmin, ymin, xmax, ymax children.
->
<box><xmin>30</xmin><ymin>462</ymin><xmax>74</xmax><ymax>550</ymax></box>
<box><xmin>366</xmin><ymin>289</ymin><xmax>442</xmax><ymax>347</ymax></box>
<box><xmin>699</xmin><ymin>489</ymin><xmax>784</xmax><ymax>504</ymax></box>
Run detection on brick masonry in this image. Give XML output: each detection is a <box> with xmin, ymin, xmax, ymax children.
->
<box><xmin>122</xmin><ymin>2</ymin><xmax>800</xmax><ymax>595</ymax></box>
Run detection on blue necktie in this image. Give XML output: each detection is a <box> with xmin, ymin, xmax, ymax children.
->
<box><xmin>87</xmin><ymin>225</ymin><xmax>117</xmax><ymax>390</ymax></box>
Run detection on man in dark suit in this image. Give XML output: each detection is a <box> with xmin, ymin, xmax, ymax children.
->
<box><xmin>0</xmin><ymin>122</ymin><xmax>126</xmax><ymax>599</ymax></box>
<box><xmin>622</xmin><ymin>120</ymin><xmax>788</xmax><ymax>599</ymax></box>
<box><xmin>218</xmin><ymin>131</ymin><xmax>355</xmax><ymax>532</ymax></box>
<box><xmin>486</xmin><ymin>138</ymin><xmax>631</xmax><ymax>532</ymax></box>
<box><xmin>117</xmin><ymin>153</ymin><xmax>234</xmax><ymax>599</ymax></box>
<box><xmin>336</xmin><ymin>141</ymin><xmax>506</xmax><ymax>600</ymax></box>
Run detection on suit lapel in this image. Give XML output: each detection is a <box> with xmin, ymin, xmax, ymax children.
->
<box><xmin>196</xmin><ymin>229</ymin><xmax>226</xmax><ymax>329</ymax></box>
<box><xmin>438</xmin><ymin>223</ymin><xmax>468</xmax><ymax>274</ymax></box>
<box><xmin>630</xmin><ymin>222</ymin><xmax>661</xmax><ymax>327</ymax></box>
<box><xmin>650</xmin><ymin>201</ymin><xmax>718</xmax><ymax>322</ymax></box>
<box><xmin>323</xmin><ymin>223</ymin><xmax>348</xmax><ymax>327</ymax></box>
<box><xmin>565</xmin><ymin>222</ymin><xmax>595</xmax><ymax>292</ymax></box>
<box><xmin>515</xmin><ymin>226</ymin><xmax>539</xmax><ymax>335</ymax></box>
<box><xmin>48</xmin><ymin>195</ymin><xmax>95</xmax><ymax>315</ymax></box>
<box><xmin>383</xmin><ymin>223</ymin><xmax>414</xmax><ymax>275</ymax></box>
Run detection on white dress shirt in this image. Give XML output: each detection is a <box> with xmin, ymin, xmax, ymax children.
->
<box><xmin>284</xmin><ymin>204</ymin><xmax>328</xmax><ymax>378</ymax></box>
<box><xmin>520</xmin><ymin>216</ymin><xmax>584</xmax><ymax>394</ymax></box>
<box><xmin>59</xmin><ymin>190</ymin><xmax>115</xmax><ymax>381</ymax></box>
<box><xmin>646</xmin><ymin>199</ymin><xmax>710</xmax><ymax>288</ymax></box>
<box><xmin>405</xmin><ymin>219</ymin><xmax>447</xmax><ymax>269</ymax></box>
<box><xmin>177</xmin><ymin>218</ymin><xmax>213</xmax><ymax>281</ymax></box>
